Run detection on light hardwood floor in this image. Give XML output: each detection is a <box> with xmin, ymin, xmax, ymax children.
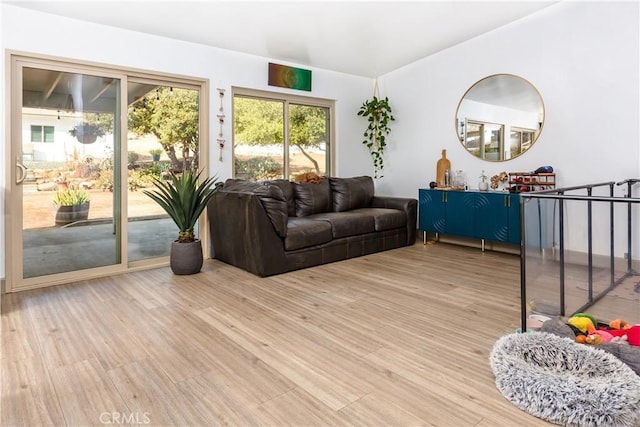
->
<box><xmin>1</xmin><ymin>242</ymin><xmax>551</xmax><ymax>426</ymax></box>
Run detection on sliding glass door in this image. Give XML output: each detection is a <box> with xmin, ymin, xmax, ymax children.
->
<box><xmin>15</xmin><ymin>64</ymin><xmax>123</xmax><ymax>283</ymax></box>
<box><xmin>7</xmin><ymin>55</ymin><xmax>208</xmax><ymax>292</ymax></box>
<box><xmin>126</xmin><ymin>83</ymin><xmax>201</xmax><ymax>262</ymax></box>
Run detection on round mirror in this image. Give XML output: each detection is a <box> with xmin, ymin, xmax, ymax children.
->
<box><xmin>455</xmin><ymin>74</ymin><xmax>544</xmax><ymax>162</ymax></box>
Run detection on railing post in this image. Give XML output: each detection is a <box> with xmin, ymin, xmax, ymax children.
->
<box><xmin>558</xmin><ymin>191</ymin><xmax>565</xmax><ymax>316</ymax></box>
<box><xmin>610</xmin><ymin>183</ymin><xmax>615</xmax><ymax>288</ymax></box>
<box><xmin>587</xmin><ymin>187</ymin><xmax>593</xmax><ymax>303</ymax></box>
<box><xmin>520</xmin><ymin>195</ymin><xmax>527</xmax><ymax>332</ymax></box>
<box><xmin>627</xmin><ymin>181</ymin><xmax>633</xmax><ymax>272</ymax></box>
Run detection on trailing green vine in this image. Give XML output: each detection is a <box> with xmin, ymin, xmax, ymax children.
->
<box><xmin>357</xmin><ymin>96</ymin><xmax>395</xmax><ymax>179</ymax></box>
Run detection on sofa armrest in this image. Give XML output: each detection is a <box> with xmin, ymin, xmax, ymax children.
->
<box><xmin>208</xmin><ymin>191</ymin><xmax>288</xmax><ymax>276</ymax></box>
<box><xmin>371</xmin><ymin>196</ymin><xmax>418</xmax><ymax>245</ymax></box>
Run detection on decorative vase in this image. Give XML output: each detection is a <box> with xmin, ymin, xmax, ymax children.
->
<box><xmin>478</xmin><ymin>181</ymin><xmax>489</xmax><ymax>191</ymax></box>
<box><xmin>170</xmin><ymin>240</ymin><xmax>203</xmax><ymax>275</ymax></box>
<box><xmin>55</xmin><ymin>202</ymin><xmax>90</xmax><ymax>226</ymax></box>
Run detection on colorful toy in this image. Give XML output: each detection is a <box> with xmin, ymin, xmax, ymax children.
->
<box><xmin>607</xmin><ymin>326</ymin><xmax>640</xmax><ymax>347</ymax></box>
<box><xmin>610</xmin><ymin>319</ymin><xmax>631</xmax><ymax>330</ymax></box>
<box><xmin>591</xmin><ymin>330</ymin><xmax>613</xmax><ymax>342</ymax></box>
<box><xmin>584</xmin><ymin>334</ymin><xmax>604</xmax><ymax>345</ymax></box>
<box><xmin>573</xmin><ymin>312</ymin><xmax>597</xmax><ymax>326</ymax></box>
<box><xmin>568</xmin><ymin>315</ymin><xmax>596</xmax><ymax>334</ymax></box>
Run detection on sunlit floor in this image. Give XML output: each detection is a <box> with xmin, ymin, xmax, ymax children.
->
<box><xmin>22</xmin><ymin>217</ymin><xmax>177</xmax><ymax>278</ymax></box>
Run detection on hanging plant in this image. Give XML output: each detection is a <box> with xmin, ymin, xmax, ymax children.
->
<box><xmin>357</xmin><ymin>94</ymin><xmax>395</xmax><ymax>179</ymax></box>
<box><xmin>69</xmin><ymin>122</ymin><xmax>106</xmax><ymax>144</ymax></box>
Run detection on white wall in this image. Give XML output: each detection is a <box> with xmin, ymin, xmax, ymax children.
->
<box><xmin>378</xmin><ymin>1</ymin><xmax>639</xmax><ymax>257</ymax></box>
<box><xmin>0</xmin><ymin>4</ymin><xmax>374</xmax><ymax>279</ymax></box>
<box><xmin>0</xmin><ymin>3</ymin><xmax>4</xmax><ymax>287</ymax></box>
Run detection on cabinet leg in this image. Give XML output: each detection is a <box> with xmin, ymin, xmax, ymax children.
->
<box><xmin>481</xmin><ymin>239</ymin><xmax>485</xmax><ymax>252</ymax></box>
<box><xmin>423</xmin><ymin>231</ymin><xmax>426</xmax><ymax>245</ymax></box>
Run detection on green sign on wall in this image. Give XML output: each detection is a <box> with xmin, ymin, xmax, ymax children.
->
<box><xmin>268</xmin><ymin>63</ymin><xmax>312</xmax><ymax>92</ymax></box>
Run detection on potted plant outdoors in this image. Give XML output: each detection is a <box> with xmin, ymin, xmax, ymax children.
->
<box><xmin>149</xmin><ymin>148</ymin><xmax>163</xmax><ymax>162</ymax></box>
<box><xmin>357</xmin><ymin>95</ymin><xmax>395</xmax><ymax>179</ymax></box>
<box><xmin>53</xmin><ymin>186</ymin><xmax>90</xmax><ymax>226</ymax></box>
<box><xmin>143</xmin><ymin>170</ymin><xmax>219</xmax><ymax>275</ymax></box>
<box><xmin>69</xmin><ymin>122</ymin><xmax>106</xmax><ymax>144</ymax></box>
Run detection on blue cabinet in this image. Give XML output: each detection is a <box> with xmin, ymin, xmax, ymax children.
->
<box><xmin>419</xmin><ymin>189</ymin><xmax>520</xmax><ymax>246</ymax></box>
<box><xmin>419</xmin><ymin>189</ymin><xmax>446</xmax><ymax>233</ymax></box>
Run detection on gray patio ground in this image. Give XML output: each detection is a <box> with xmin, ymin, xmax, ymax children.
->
<box><xmin>23</xmin><ymin>217</ymin><xmax>180</xmax><ymax>278</ymax></box>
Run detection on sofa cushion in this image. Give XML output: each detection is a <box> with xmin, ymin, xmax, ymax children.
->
<box><xmin>222</xmin><ymin>179</ymin><xmax>288</xmax><ymax>238</ymax></box>
<box><xmin>306</xmin><ymin>212</ymin><xmax>375</xmax><ymax>238</ymax></box>
<box><xmin>263</xmin><ymin>179</ymin><xmax>295</xmax><ymax>217</ymax></box>
<box><xmin>285</xmin><ymin>217</ymin><xmax>333</xmax><ymax>251</ymax></box>
<box><xmin>329</xmin><ymin>176</ymin><xmax>374</xmax><ymax>212</ymax></box>
<box><xmin>350</xmin><ymin>208</ymin><xmax>407</xmax><ymax>232</ymax></box>
<box><xmin>294</xmin><ymin>178</ymin><xmax>332</xmax><ymax>217</ymax></box>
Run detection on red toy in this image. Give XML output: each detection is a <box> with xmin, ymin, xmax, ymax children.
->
<box><xmin>606</xmin><ymin>325</ymin><xmax>640</xmax><ymax>346</ymax></box>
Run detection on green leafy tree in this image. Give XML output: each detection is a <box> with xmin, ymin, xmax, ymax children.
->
<box><xmin>289</xmin><ymin>104</ymin><xmax>328</xmax><ymax>173</ymax></box>
<box><xmin>128</xmin><ymin>87</ymin><xmax>199</xmax><ymax>171</ymax></box>
<box><xmin>84</xmin><ymin>112</ymin><xmax>114</xmax><ymax>134</ymax></box>
<box><xmin>234</xmin><ymin>97</ymin><xmax>327</xmax><ymax>174</ymax></box>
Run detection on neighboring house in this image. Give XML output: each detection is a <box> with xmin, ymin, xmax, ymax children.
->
<box><xmin>22</xmin><ymin>108</ymin><xmax>112</xmax><ymax>163</ymax></box>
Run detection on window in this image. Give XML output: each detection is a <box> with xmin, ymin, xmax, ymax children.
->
<box><xmin>510</xmin><ymin>127</ymin><xmax>535</xmax><ymax>159</ymax></box>
<box><xmin>233</xmin><ymin>88</ymin><xmax>333</xmax><ymax>181</ymax></box>
<box><xmin>30</xmin><ymin>125</ymin><xmax>54</xmax><ymax>142</ymax></box>
<box><xmin>465</xmin><ymin>120</ymin><xmax>504</xmax><ymax>161</ymax></box>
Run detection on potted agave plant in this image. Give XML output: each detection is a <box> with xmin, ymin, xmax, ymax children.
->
<box><xmin>143</xmin><ymin>170</ymin><xmax>219</xmax><ymax>275</ymax></box>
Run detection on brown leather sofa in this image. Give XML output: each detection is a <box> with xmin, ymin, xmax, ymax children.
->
<box><xmin>207</xmin><ymin>176</ymin><xmax>417</xmax><ymax>277</ymax></box>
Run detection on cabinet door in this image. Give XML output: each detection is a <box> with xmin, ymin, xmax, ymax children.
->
<box><xmin>418</xmin><ymin>189</ymin><xmax>446</xmax><ymax>233</ymax></box>
<box><xmin>445</xmin><ymin>191</ymin><xmax>475</xmax><ymax>238</ymax></box>
<box><xmin>474</xmin><ymin>192</ymin><xmax>510</xmax><ymax>242</ymax></box>
<box><xmin>507</xmin><ymin>194</ymin><xmax>521</xmax><ymax>244</ymax></box>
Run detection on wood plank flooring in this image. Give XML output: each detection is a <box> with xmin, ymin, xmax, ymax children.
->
<box><xmin>1</xmin><ymin>242</ymin><xmax>551</xmax><ymax>426</ymax></box>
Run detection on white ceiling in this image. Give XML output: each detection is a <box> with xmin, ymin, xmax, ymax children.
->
<box><xmin>5</xmin><ymin>1</ymin><xmax>558</xmax><ymax>78</ymax></box>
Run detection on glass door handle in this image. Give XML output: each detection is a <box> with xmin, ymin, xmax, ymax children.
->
<box><xmin>15</xmin><ymin>157</ymin><xmax>27</xmax><ymax>185</ymax></box>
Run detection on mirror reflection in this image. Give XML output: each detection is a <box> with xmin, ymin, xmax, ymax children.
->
<box><xmin>455</xmin><ymin>74</ymin><xmax>544</xmax><ymax>162</ymax></box>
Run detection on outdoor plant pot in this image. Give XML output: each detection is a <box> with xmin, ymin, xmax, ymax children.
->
<box><xmin>151</xmin><ymin>154</ymin><xmax>161</xmax><ymax>162</ymax></box>
<box><xmin>170</xmin><ymin>239</ymin><xmax>203</xmax><ymax>275</ymax></box>
<box><xmin>55</xmin><ymin>202</ymin><xmax>90</xmax><ymax>226</ymax></box>
<box><xmin>76</xmin><ymin>134</ymin><xmax>98</xmax><ymax>144</ymax></box>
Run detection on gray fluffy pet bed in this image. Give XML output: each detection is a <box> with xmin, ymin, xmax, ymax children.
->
<box><xmin>490</xmin><ymin>332</ymin><xmax>640</xmax><ymax>426</ymax></box>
